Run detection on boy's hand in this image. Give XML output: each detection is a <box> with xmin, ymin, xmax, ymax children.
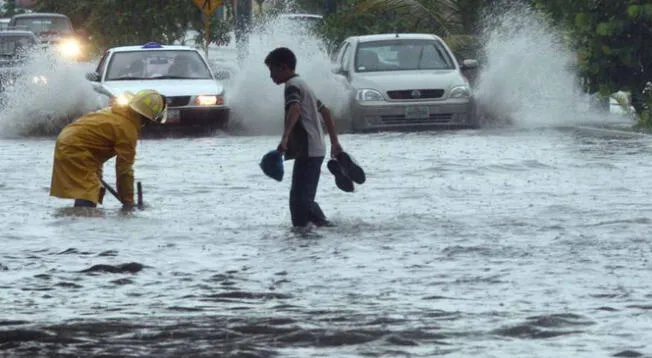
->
<box><xmin>277</xmin><ymin>137</ymin><xmax>288</xmax><ymax>153</ymax></box>
<box><xmin>331</xmin><ymin>143</ymin><xmax>344</xmax><ymax>158</ymax></box>
<box><xmin>331</xmin><ymin>142</ymin><xmax>343</xmax><ymax>158</ymax></box>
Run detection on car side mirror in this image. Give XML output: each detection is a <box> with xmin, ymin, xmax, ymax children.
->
<box><xmin>85</xmin><ymin>72</ymin><xmax>100</xmax><ymax>82</ymax></box>
<box><xmin>461</xmin><ymin>59</ymin><xmax>479</xmax><ymax>70</ymax></box>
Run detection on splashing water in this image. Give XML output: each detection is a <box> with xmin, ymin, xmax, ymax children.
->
<box><xmin>224</xmin><ymin>15</ymin><xmax>350</xmax><ymax>135</ymax></box>
<box><xmin>0</xmin><ymin>49</ymin><xmax>100</xmax><ymax>138</ymax></box>
<box><xmin>474</xmin><ymin>3</ymin><xmax>605</xmax><ymax>128</ymax></box>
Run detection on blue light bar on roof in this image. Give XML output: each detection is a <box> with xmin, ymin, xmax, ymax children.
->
<box><xmin>142</xmin><ymin>42</ymin><xmax>163</xmax><ymax>49</ymax></box>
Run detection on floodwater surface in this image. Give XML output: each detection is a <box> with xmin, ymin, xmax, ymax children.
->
<box><xmin>1</xmin><ymin>127</ymin><xmax>651</xmax><ymax>357</ymax></box>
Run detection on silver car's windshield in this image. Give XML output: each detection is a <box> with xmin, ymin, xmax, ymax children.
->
<box><xmin>355</xmin><ymin>39</ymin><xmax>456</xmax><ymax>72</ymax></box>
<box><xmin>13</xmin><ymin>17</ymin><xmax>72</xmax><ymax>35</ymax></box>
<box><xmin>105</xmin><ymin>50</ymin><xmax>213</xmax><ymax>81</ymax></box>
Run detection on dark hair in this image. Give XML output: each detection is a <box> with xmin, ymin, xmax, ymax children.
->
<box><xmin>264</xmin><ymin>47</ymin><xmax>296</xmax><ymax>70</ymax></box>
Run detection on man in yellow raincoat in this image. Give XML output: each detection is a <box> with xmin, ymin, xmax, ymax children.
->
<box><xmin>50</xmin><ymin>89</ymin><xmax>168</xmax><ymax>209</ymax></box>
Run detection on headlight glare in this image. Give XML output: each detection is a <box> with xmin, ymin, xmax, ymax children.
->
<box><xmin>195</xmin><ymin>95</ymin><xmax>221</xmax><ymax>105</ymax></box>
<box><xmin>115</xmin><ymin>94</ymin><xmax>130</xmax><ymax>106</ymax></box>
<box><xmin>58</xmin><ymin>38</ymin><xmax>81</xmax><ymax>59</ymax></box>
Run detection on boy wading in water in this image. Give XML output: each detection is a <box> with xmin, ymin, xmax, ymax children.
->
<box><xmin>264</xmin><ymin>47</ymin><xmax>344</xmax><ymax>228</ymax></box>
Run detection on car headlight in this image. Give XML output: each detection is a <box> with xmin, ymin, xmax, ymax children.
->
<box><xmin>356</xmin><ymin>89</ymin><xmax>384</xmax><ymax>102</ymax></box>
<box><xmin>194</xmin><ymin>95</ymin><xmax>223</xmax><ymax>106</ymax></box>
<box><xmin>449</xmin><ymin>85</ymin><xmax>471</xmax><ymax>98</ymax></box>
<box><xmin>58</xmin><ymin>38</ymin><xmax>81</xmax><ymax>59</ymax></box>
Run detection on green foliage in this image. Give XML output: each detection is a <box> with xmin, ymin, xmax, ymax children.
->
<box><xmin>317</xmin><ymin>0</ymin><xmax>435</xmax><ymax>52</ymax></box>
<box><xmin>1</xmin><ymin>1</ymin><xmax>27</xmax><ymax>17</ymax></box>
<box><xmin>34</xmin><ymin>0</ymin><xmax>231</xmax><ymax>57</ymax></box>
<box><xmin>444</xmin><ymin>34</ymin><xmax>483</xmax><ymax>61</ymax></box>
<box><xmin>316</xmin><ymin>0</ymin><xmax>499</xmax><ymax>60</ymax></box>
<box><xmin>574</xmin><ymin>12</ymin><xmax>589</xmax><ymax>27</ymax></box>
<box><xmin>633</xmin><ymin>83</ymin><xmax>652</xmax><ymax>130</ymax></box>
<box><xmin>192</xmin><ymin>11</ymin><xmax>233</xmax><ymax>48</ymax></box>
<box><xmin>317</xmin><ymin>0</ymin><xmax>473</xmax><ymax>53</ymax></box>
<box><xmin>627</xmin><ymin>4</ymin><xmax>641</xmax><ymax>17</ymax></box>
<box><xmin>533</xmin><ymin>0</ymin><xmax>651</xmax><ymax>126</ymax></box>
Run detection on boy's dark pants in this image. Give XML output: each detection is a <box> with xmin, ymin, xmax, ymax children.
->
<box><xmin>290</xmin><ymin>156</ymin><xmax>326</xmax><ymax>227</ymax></box>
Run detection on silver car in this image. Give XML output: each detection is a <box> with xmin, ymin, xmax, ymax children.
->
<box><xmin>331</xmin><ymin>33</ymin><xmax>479</xmax><ymax>132</ymax></box>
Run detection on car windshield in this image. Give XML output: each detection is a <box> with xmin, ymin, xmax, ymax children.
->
<box><xmin>105</xmin><ymin>50</ymin><xmax>213</xmax><ymax>81</ymax></box>
<box><xmin>13</xmin><ymin>17</ymin><xmax>73</xmax><ymax>35</ymax></box>
<box><xmin>0</xmin><ymin>35</ymin><xmax>37</xmax><ymax>57</ymax></box>
<box><xmin>355</xmin><ymin>39</ymin><xmax>456</xmax><ymax>72</ymax></box>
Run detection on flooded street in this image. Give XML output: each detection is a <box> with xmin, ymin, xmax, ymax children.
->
<box><xmin>1</xmin><ymin>127</ymin><xmax>651</xmax><ymax>357</ymax></box>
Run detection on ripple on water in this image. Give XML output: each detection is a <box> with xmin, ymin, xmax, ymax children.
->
<box><xmin>0</xmin><ymin>313</ymin><xmax>461</xmax><ymax>357</ymax></box>
<box><xmin>493</xmin><ymin>313</ymin><xmax>594</xmax><ymax>339</ymax></box>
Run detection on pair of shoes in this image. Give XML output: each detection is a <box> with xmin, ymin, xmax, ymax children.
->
<box><xmin>327</xmin><ymin>151</ymin><xmax>366</xmax><ymax>193</ymax></box>
<box><xmin>328</xmin><ymin>159</ymin><xmax>354</xmax><ymax>192</ymax></box>
<box><xmin>336</xmin><ymin>152</ymin><xmax>366</xmax><ymax>184</ymax></box>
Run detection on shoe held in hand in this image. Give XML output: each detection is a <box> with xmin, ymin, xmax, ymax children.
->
<box><xmin>336</xmin><ymin>151</ymin><xmax>366</xmax><ymax>184</ymax></box>
<box><xmin>327</xmin><ymin>159</ymin><xmax>354</xmax><ymax>192</ymax></box>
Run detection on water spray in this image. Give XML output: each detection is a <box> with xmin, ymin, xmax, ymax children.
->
<box><xmin>473</xmin><ymin>2</ymin><xmax>610</xmax><ymax>128</ymax></box>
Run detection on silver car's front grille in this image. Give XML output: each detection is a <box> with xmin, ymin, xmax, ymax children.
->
<box><xmin>386</xmin><ymin>89</ymin><xmax>444</xmax><ymax>100</ymax></box>
<box><xmin>380</xmin><ymin>113</ymin><xmax>453</xmax><ymax>124</ymax></box>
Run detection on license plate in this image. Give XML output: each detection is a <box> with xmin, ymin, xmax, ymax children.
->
<box><xmin>166</xmin><ymin>109</ymin><xmax>180</xmax><ymax>124</ymax></box>
<box><xmin>405</xmin><ymin>106</ymin><xmax>430</xmax><ymax>119</ymax></box>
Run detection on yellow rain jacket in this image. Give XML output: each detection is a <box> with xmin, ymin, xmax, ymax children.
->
<box><xmin>50</xmin><ymin>105</ymin><xmax>142</xmax><ymax>205</ymax></box>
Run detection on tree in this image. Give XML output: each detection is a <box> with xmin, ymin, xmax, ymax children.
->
<box><xmin>317</xmin><ymin>0</ymin><xmax>496</xmax><ymax>59</ymax></box>
<box><xmin>533</xmin><ymin>0</ymin><xmax>652</xmax><ymax>120</ymax></box>
<box><xmin>318</xmin><ymin>0</ymin><xmax>452</xmax><ymax>52</ymax></box>
<box><xmin>191</xmin><ymin>7</ymin><xmax>233</xmax><ymax>48</ymax></box>
<box><xmin>34</xmin><ymin>0</ymin><xmax>231</xmax><ymax>56</ymax></box>
<box><xmin>2</xmin><ymin>0</ymin><xmax>27</xmax><ymax>17</ymax></box>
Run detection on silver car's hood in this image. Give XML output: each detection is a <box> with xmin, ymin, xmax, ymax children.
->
<box><xmin>350</xmin><ymin>70</ymin><xmax>467</xmax><ymax>92</ymax></box>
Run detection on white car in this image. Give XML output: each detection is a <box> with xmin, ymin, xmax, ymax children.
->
<box><xmin>331</xmin><ymin>33</ymin><xmax>479</xmax><ymax>132</ymax></box>
<box><xmin>85</xmin><ymin>42</ymin><xmax>229</xmax><ymax>132</ymax></box>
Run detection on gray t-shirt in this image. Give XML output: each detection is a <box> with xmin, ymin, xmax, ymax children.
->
<box><xmin>284</xmin><ymin>75</ymin><xmax>325</xmax><ymax>159</ymax></box>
